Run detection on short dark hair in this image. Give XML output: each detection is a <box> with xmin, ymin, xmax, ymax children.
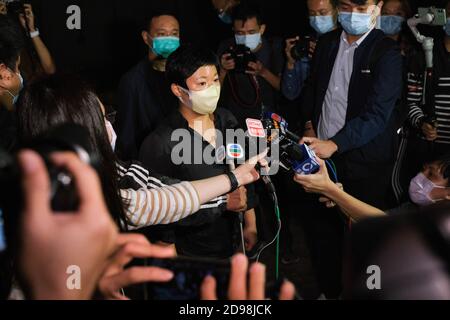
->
<box><xmin>333</xmin><ymin>0</ymin><xmax>380</xmax><ymax>6</ymax></box>
<box><xmin>231</xmin><ymin>1</ymin><xmax>265</xmax><ymax>25</ymax></box>
<box><xmin>166</xmin><ymin>44</ymin><xmax>219</xmax><ymax>89</ymax></box>
<box><xmin>432</xmin><ymin>154</ymin><xmax>450</xmax><ymax>183</ymax></box>
<box><xmin>0</xmin><ymin>15</ymin><xmax>24</xmax><ymax>70</ymax></box>
<box><xmin>142</xmin><ymin>10</ymin><xmax>179</xmax><ymax>31</ymax></box>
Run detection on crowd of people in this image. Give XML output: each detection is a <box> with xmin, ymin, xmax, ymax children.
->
<box><xmin>0</xmin><ymin>0</ymin><xmax>449</xmax><ymax>301</ymax></box>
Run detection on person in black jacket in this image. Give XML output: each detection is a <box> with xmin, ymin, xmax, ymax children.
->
<box><xmin>301</xmin><ymin>0</ymin><xmax>403</xmax><ymax>209</ymax></box>
<box><xmin>139</xmin><ymin>45</ymin><xmax>259</xmax><ymax>259</ymax></box>
<box><xmin>296</xmin><ymin>0</ymin><xmax>402</xmax><ymax>298</ymax></box>
<box><xmin>115</xmin><ymin>12</ymin><xmax>180</xmax><ymax>161</ymax></box>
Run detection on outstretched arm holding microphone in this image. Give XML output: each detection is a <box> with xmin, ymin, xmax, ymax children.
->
<box><xmin>293</xmin><ymin>157</ymin><xmax>385</xmax><ymax>222</ymax></box>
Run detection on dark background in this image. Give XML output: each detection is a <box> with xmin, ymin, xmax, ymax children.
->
<box><xmin>23</xmin><ymin>0</ymin><xmax>439</xmax><ymax>93</ymax></box>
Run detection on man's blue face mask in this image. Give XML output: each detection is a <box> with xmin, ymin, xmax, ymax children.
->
<box><xmin>338</xmin><ymin>11</ymin><xmax>375</xmax><ymax>36</ymax></box>
<box><xmin>152</xmin><ymin>36</ymin><xmax>180</xmax><ymax>59</ymax></box>
<box><xmin>309</xmin><ymin>15</ymin><xmax>336</xmax><ymax>35</ymax></box>
<box><xmin>380</xmin><ymin>15</ymin><xmax>404</xmax><ymax>36</ymax></box>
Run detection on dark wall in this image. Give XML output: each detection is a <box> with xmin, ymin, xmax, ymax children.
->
<box><xmin>26</xmin><ymin>0</ymin><xmax>441</xmax><ymax>92</ymax></box>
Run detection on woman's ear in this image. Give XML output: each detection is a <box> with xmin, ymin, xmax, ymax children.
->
<box><xmin>171</xmin><ymin>84</ymin><xmax>183</xmax><ymax>98</ymax></box>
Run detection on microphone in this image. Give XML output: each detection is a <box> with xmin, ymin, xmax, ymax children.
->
<box><xmin>256</xmin><ymin>115</ymin><xmax>320</xmax><ymax>175</ymax></box>
<box><xmin>225</xmin><ymin>143</ymin><xmax>247</xmax><ymax>255</ymax></box>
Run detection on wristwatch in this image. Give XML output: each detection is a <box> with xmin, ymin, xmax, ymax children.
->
<box><xmin>30</xmin><ymin>29</ymin><xmax>40</xmax><ymax>38</ymax></box>
<box><xmin>225</xmin><ymin>171</ymin><xmax>239</xmax><ymax>193</ymax></box>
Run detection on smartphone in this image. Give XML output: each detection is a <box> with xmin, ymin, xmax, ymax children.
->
<box><xmin>128</xmin><ymin>257</ymin><xmax>287</xmax><ymax>300</ymax></box>
<box><xmin>418</xmin><ymin>7</ymin><xmax>447</xmax><ymax>26</ymax></box>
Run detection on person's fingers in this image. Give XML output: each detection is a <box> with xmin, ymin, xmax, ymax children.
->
<box><xmin>228</xmin><ymin>254</ymin><xmax>248</xmax><ymax>300</ymax></box>
<box><xmin>248</xmin><ymin>263</ymin><xmax>266</xmax><ymax>300</ymax></box>
<box><xmin>302</xmin><ymin>137</ymin><xmax>316</xmax><ymax>145</ymax></box>
<box><xmin>279</xmin><ymin>281</ymin><xmax>296</xmax><ymax>300</ymax></box>
<box><xmin>111</xmin><ymin>241</ymin><xmax>176</xmax><ymax>272</ymax></box>
<box><xmin>201</xmin><ymin>275</ymin><xmax>218</xmax><ymax>300</ymax></box>
<box><xmin>115</xmin><ymin>233</ymin><xmax>152</xmax><ymax>247</ymax></box>
<box><xmin>50</xmin><ymin>152</ymin><xmax>104</xmax><ymax>215</ymax></box>
<box><xmin>18</xmin><ymin>150</ymin><xmax>52</xmax><ymax>220</ymax></box>
<box><xmin>103</xmin><ymin>267</ymin><xmax>174</xmax><ymax>294</ymax></box>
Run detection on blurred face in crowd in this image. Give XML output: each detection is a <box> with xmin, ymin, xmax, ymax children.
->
<box><xmin>172</xmin><ymin>65</ymin><xmax>221</xmax><ymax>116</ymax></box>
<box><xmin>142</xmin><ymin>15</ymin><xmax>180</xmax><ymax>59</ymax></box>
<box><xmin>0</xmin><ymin>57</ymin><xmax>21</xmax><ymax>98</ymax></box>
<box><xmin>379</xmin><ymin>0</ymin><xmax>408</xmax><ymax>36</ymax></box>
<box><xmin>233</xmin><ymin>17</ymin><xmax>266</xmax><ymax>51</ymax></box>
<box><xmin>307</xmin><ymin>0</ymin><xmax>338</xmax><ymax>34</ymax></box>
<box><xmin>409</xmin><ymin>161</ymin><xmax>450</xmax><ymax>206</ymax></box>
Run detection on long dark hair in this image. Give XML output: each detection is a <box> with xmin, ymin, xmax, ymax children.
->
<box><xmin>16</xmin><ymin>74</ymin><xmax>128</xmax><ymax>229</ymax></box>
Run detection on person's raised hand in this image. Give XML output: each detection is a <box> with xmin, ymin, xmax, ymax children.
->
<box><xmin>201</xmin><ymin>254</ymin><xmax>295</xmax><ymax>300</ymax></box>
<box><xmin>98</xmin><ymin>233</ymin><xmax>175</xmax><ymax>300</ymax></box>
<box><xmin>18</xmin><ymin>151</ymin><xmax>118</xmax><ymax>300</ymax></box>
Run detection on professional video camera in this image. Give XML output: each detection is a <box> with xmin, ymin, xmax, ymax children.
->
<box><xmin>260</xmin><ymin>112</ymin><xmax>320</xmax><ymax>175</ymax></box>
<box><xmin>225</xmin><ymin>44</ymin><xmax>257</xmax><ymax>73</ymax></box>
<box><xmin>290</xmin><ymin>36</ymin><xmax>315</xmax><ymax>61</ymax></box>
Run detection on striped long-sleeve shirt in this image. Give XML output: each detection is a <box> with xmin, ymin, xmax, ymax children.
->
<box><xmin>407</xmin><ymin>45</ymin><xmax>450</xmax><ymax>144</ymax></box>
<box><xmin>116</xmin><ymin>162</ymin><xmax>227</xmax><ymax>230</ymax></box>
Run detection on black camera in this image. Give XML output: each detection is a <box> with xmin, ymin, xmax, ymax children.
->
<box><xmin>290</xmin><ymin>36</ymin><xmax>315</xmax><ymax>61</ymax></box>
<box><xmin>0</xmin><ymin>124</ymin><xmax>96</xmax><ymax>216</ymax></box>
<box><xmin>6</xmin><ymin>0</ymin><xmax>25</xmax><ymax>16</ymax></box>
<box><xmin>225</xmin><ymin>44</ymin><xmax>257</xmax><ymax>74</ymax></box>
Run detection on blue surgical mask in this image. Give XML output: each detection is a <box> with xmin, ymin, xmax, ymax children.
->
<box><xmin>218</xmin><ymin>11</ymin><xmax>233</xmax><ymax>25</ymax></box>
<box><xmin>309</xmin><ymin>15</ymin><xmax>336</xmax><ymax>35</ymax></box>
<box><xmin>152</xmin><ymin>36</ymin><xmax>180</xmax><ymax>59</ymax></box>
<box><xmin>380</xmin><ymin>15</ymin><xmax>404</xmax><ymax>36</ymax></box>
<box><xmin>235</xmin><ymin>33</ymin><xmax>262</xmax><ymax>51</ymax></box>
<box><xmin>339</xmin><ymin>12</ymin><xmax>375</xmax><ymax>36</ymax></box>
<box><xmin>444</xmin><ymin>20</ymin><xmax>450</xmax><ymax>36</ymax></box>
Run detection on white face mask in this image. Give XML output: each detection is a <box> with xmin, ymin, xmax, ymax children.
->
<box><xmin>235</xmin><ymin>33</ymin><xmax>262</xmax><ymax>51</ymax></box>
<box><xmin>179</xmin><ymin>83</ymin><xmax>221</xmax><ymax>115</ymax></box>
<box><xmin>409</xmin><ymin>173</ymin><xmax>447</xmax><ymax>206</ymax></box>
<box><xmin>105</xmin><ymin>120</ymin><xmax>117</xmax><ymax>151</ymax></box>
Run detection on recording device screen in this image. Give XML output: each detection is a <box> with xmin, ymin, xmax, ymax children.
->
<box><xmin>418</xmin><ymin>7</ymin><xmax>447</xmax><ymax>26</ymax></box>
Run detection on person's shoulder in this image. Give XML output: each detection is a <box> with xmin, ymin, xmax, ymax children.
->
<box><xmin>119</xmin><ymin>58</ymin><xmax>150</xmax><ymax>84</ymax></box>
<box><xmin>215</xmin><ymin>108</ymin><xmax>239</xmax><ymax>128</ymax></box>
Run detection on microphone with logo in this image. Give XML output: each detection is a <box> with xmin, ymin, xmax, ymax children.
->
<box><xmin>226</xmin><ymin>143</ymin><xmax>247</xmax><ymax>255</ymax></box>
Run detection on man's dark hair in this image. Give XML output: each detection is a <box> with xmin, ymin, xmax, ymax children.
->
<box><xmin>166</xmin><ymin>44</ymin><xmax>219</xmax><ymax>89</ymax></box>
<box><xmin>231</xmin><ymin>1</ymin><xmax>265</xmax><ymax>25</ymax></box>
<box><xmin>432</xmin><ymin>153</ymin><xmax>450</xmax><ymax>183</ymax></box>
<box><xmin>0</xmin><ymin>15</ymin><xmax>24</xmax><ymax>70</ymax></box>
<box><xmin>332</xmin><ymin>0</ymin><xmax>380</xmax><ymax>6</ymax></box>
<box><xmin>142</xmin><ymin>10</ymin><xmax>179</xmax><ymax>32</ymax></box>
